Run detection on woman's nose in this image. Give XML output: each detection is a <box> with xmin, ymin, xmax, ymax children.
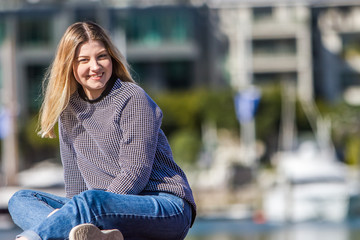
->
<box><xmin>90</xmin><ymin>59</ymin><xmax>101</xmax><ymax>71</ymax></box>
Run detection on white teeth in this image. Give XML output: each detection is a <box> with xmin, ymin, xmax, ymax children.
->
<box><xmin>89</xmin><ymin>73</ymin><xmax>103</xmax><ymax>78</ymax></box>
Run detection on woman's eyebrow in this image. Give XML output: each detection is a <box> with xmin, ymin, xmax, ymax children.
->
<box><xmin>77</xmin><ymin>49</ymin><xmax>108</xmax><ymax>58</ymax></box>
<box><xmin>97</xmin><ymin>49</ymin><xmax>108</xmax><ymax>55</ymax></box>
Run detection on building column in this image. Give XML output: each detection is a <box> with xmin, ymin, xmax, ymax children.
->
<box><xmin>1</xmin><ymin>15</ymin><xmax>19</xmax><ymax>186</ymax></box>
<box><xmin>219</xmin><ymin>7</ymin><xmax>252</xmax><ymax>90</ymax></box>
<box><xmin>296</xmin><ymin>6</ymin><xmax>313</xmax><ymax>102</ymax></box>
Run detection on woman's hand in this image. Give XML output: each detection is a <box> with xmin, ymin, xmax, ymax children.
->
<box><xmin>47</xmin><ymin>208</ymin><xmax>60</xmax><ymax>217</ymax></box>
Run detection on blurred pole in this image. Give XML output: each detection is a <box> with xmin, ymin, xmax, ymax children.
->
<box><xmin>279</xmin><ymin>79</ymin><xmax>296</xmax><ymax>152</ymax></box>
<box><xmin>240</xmin><ymin>12</ymin><xmax>257</xmax><ymax>168</ymax></box>
<box><xmin>1</xmin><ymin>16</ymin><xmax>19</xmax><ymax>186</ymax></box>
<box><xmin>235</xmin><ymin>87</ymin><xmax>260</xmax><ymax>167</ymax></box>
<box><xmin>219</xmin><ymin>8</ymin><xmax>258</xmax><ymax>167</ymax></box>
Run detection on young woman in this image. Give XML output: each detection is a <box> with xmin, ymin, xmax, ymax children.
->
<box><xmin>8</xmin><ymin>21</ymin><xmax>196</xmax><ymax>240</ymax></box>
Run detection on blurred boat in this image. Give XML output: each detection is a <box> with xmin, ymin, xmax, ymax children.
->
<box><xmin>0</xmin><ymin>161</ymin><xmax>65</xmax><ymax>216</ymax></box>
<box><xmin>263</xmin><ymin>140</ymin><xmax>357</xmax><ymax>223</ymax></box>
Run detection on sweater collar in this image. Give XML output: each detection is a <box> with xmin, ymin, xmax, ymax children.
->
<box><xmin>78</xmin><ymin>76</ymin><xmax>117</xmax><ymax>103</ymax></box>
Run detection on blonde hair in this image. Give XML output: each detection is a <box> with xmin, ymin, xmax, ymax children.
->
<box><xmin>39</xmin><ymin>21</ymin><xmax>134</xmax><ymax>138</ymax></box>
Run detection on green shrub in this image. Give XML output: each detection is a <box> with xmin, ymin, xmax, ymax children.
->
<box><xmin>19</xmin><ymin>115</ymin><xmax>60</xmax><ymax>165</ymax></box>
<box><xmin>169</xmin><ymin>129</ymin><xmax>201</xmax><ymax>167</ymax></box>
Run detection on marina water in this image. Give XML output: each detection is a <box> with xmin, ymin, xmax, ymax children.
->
<box><xmin>3</xmin><ymin>217</ymin><xmax>360</xmax><ymax>240</ymax></box>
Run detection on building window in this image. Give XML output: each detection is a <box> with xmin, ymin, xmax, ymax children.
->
<box><xmin>254</xmin><ymin>72</ymin><xmax>297</xmax><ymax>83</ymax></box>
<box><xmin>0</xmin><ymin>64</ymin><xmax>2</xmax><ymax>96</ymax></box>
<box><xmin>253</xmin><ymin>7</ymin><xmax>273</xmax><ymax>21</ymax></box>
<box><xmin>130</xmin><ymin>61</ymin><xmax>192</xmax><ymax>90</ymax></box>
<box><xmin>0</xmin><ymin>16</ymin><xmax>5</xmax><ymax>45</ymax></box>
<box><xmin>253</xmin><ymin>38</ymin><xmax>296</xmax><ymax>56</ymax></box>
<box><xmin>75</xmin><ymin>7</ymin><xmax>97</xmax><ymax>23</ymax></box>
<box><xmin>341</xmin><ymin>72</ymin><xmax>360</xmax><ymax>89</ymax></box>
<box><xmin>123</xmin><ymin>8</ymin><xmax>194</xmax><ymax>46</ymax></box>
<box><xmin>18</xmin><ymin>16</ymin><xmax>52</xmax><ymax>48</ymax></box>
<box><xmin>26</xmin><ymin>65</ymin><xmax>47</xmax><ymax>112</ymax></box>
<box><xmin>342</xmin><ymin>33</ymin><xmax>360</xmax><ymax>59</ymax></box>
<box><xmin>165</xmin><ymin>61</ymin><xmax>192</xmax><ymax>89</ymax></box>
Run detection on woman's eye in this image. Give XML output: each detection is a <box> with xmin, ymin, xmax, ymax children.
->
<box><xmin>98</xmin><ymin>54</ymin><xmax>108</xmax><ymax>59</ymax></box>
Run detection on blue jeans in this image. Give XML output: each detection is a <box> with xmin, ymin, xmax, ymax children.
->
<box><xmin>8</xmin><ymin>189</ymin><xmax>192</xmax><ymax>240</ymax></box>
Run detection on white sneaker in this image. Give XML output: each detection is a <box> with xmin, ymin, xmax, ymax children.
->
<box><xmin>69</xmin><ymin>223</ymin><xmax>124</xmax><ymax>240</ymax></box>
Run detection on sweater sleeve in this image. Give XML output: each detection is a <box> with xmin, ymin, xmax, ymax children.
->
<box><xmin>106</xmin><ymin>90</ymin><xmax>162</xmax><ymax>194</ymax></box>
<box><xmin>59</xmin><ymin>118</ymin><xmax>88</xmax><ymax>198</ymax></box>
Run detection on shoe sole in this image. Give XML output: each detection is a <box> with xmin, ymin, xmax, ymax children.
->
<box><xmin>69</xmin><ymin>223</ymin><xmax>124</xmax><ymax>240</ymax></box>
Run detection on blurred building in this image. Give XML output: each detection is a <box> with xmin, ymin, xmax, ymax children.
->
<box><xmin>0</xmin><ymin>0</ymin><xmax>226</xmax><ymax>119</ymax></box>
<box><xmin>216</xmin><ymin>2</ymin><xmax>312</xmax><ymax>102</ymax></box>
<box><xmin>1</xmin><ymin>0</ymin><xmax>360</xmax><ymax>120</ymax></box>
<box><xmin>208</xmin><ymin>0</ymin><xmax>360</xmax><ymax>104</ymax></box>
<box><xmin>313</xmin><ymin>5</ymin><xmax>360</xmax><ymax>104</ymax></box>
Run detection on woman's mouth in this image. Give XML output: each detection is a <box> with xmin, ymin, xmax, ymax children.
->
<box><xmin>88</xmin><ymin>73</ymin><xmax>104</xmax><ymax>80</ymax></box>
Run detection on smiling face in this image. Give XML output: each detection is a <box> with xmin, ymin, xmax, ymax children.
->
<box><xmin>73</xmin><ymin>40</ymin><xmax>113</xmax><ymax>100</ymax></box>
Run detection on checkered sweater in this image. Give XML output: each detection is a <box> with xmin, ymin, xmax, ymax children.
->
<box><xmin>59</xmin><ymin>78</ymin><xmax>196</xmax><ymax>217</ymax></box>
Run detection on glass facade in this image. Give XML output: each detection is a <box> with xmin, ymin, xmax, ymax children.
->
<box><xmin>131</xmin><ymin>61</ymin><xmax>192</xmax><ymax>90</ymax></box>
<box><xmin>112</xmin><ymin>8</ymin><xmax>196</xmax><ymax>90</ymax></box>
<box><xmin>252</xmin><ymin>7</ymin><xmax>273</xmax><ymax>21</ymax></box>
<box><xmin>0</xmin><ymin>17</ymin><xmax>3</xmax><ymax>104</ymax></box>
<box><xmin>254</xmin><ymin>72</ymin><xmax>297</xmax><ymax>83</ymax></box>
<box><xmin>342</xmin><ymin>33</ymin><xmax>360</xmax><ymax>59</ymax></box>
<box><xmin>26</xmin><ymin>64</ymin><xmax>47</xmax><ymax>112</ymax></box>
<box><xmin>18</xmin><ymin>15</ymin><xmax>52</xmax><ymax>48</ymax></box>
<box><xmin>341</xmin><ymin>72</ymin><xmax>360</xmax><ymax>88</ymax></box>
<box><xmin>0</xmin><ymin>64</ymin><xmax>2</xmax><ymax>101</ymax></box>
<box><xmin>123</xmin><ymin>8</ymin><xmax>194</xmax><ymax>46</ymax></box>
<box><xmin>0</xmin><ymin>16</ymin><xmax>5</xmax><ymax>45</ymax></box>
<box><xmin>75</xmin><ymin>7</ymin><xmax>97</xmax><ymax>23</ymax></box>
<box><xmin>166</xmin><ymin>61</ymin><xmax>192</xmax><ymax>89</ymax></box>
<box><xmin>253</xmin><ymin>38</ymin><xmax>296</xmax><ymax>56</ymax></box>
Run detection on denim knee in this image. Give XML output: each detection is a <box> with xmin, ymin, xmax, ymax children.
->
<box><xmin>74</xmin><ymin>190</ymin><xmax>100</xmax><ymax>203</ymax></box>
<box><xmin>8</xmin><ymin>190</ymin><xmax>33</xmax><ymax>213</ymax></box>
<box><xmin>67</xmin><ymin>190</ymin><xmax>101</xmax><ymax>221</ymax></box>
<box><xmin>75</xmin><ymin>190</ymin><xmax>106</xmax><ymax>207</ymax></box>
<box><xmin>8</xmin><ymin>190</ymin><xmax>37</xmax><ymax>229</ymax></box>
